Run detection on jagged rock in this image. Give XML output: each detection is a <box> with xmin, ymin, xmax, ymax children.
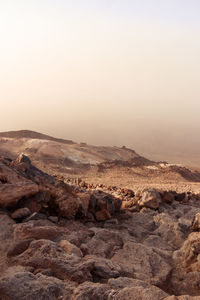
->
<box><xmin>55</xmin><ymin>194</ymin><xmax>80</xmax><ymax>219</ymax></box>
<box><xmin>72</xmin><ymin>282</ymin><xmax>113</xmax><ymax>300</ymax></box>
<box><xmin>153</xmin><ymin>213</ymin><xmax>186</xmax><ymax>249</ymax></box>
<box><xmin>9</xmin><ymin>239</ymin><xmax>93</xmax><ymax>283</ymax></box>
<box><xmin>191</xmin><ymin>213</ymin><xmax>200</xmax><ymax>231</ymax></box>
<box><xmin>59</xmin><ymin>240</ymin><xmax>83</xmax><ymax>257</ymax></box>
<box><xmin>16</xmin><ymin>153</ymin><xmax>31</xmax><ymax>165</ymax></box>
<box><xmin>7</xmin><ymin>239</ymin><xmax>33</xmax><ymax>257</ymax></box>
<box><xmin>121</xmin><ymin>198</ymin><xmax>138</xmax><ymax>209</ymax></box>
<box><xmin>0</xmin><ymin>214</ymin><xmax>15</xmax><ymax>270</ymax></box>
<box><xmin>0</xmin><ymin>267</ymin><xmax>75</xmax><ymax>300</ymax></box>
<box><xmin>11</xmin><ymin>207</ymin><xmax>31</xmax><ymax>219</ymax></box>
<box><xmin>111</xmin><ymin>241</ymin><xmax>172</xmax><ymax>286</ymax></box>
<box><xmin>2</xmin><ymin>155</ymin><xmax>200</xmax><ymax>298</ymax></box>
<box><xmin>13</xmin><ymin>220</ymin><xmax>68</xmax><ymax>241</ymax></box>
<box><xmin>113</xmin><ymin>285</ymin><xmax>168</xmax><ymax>300</ymax></box>
<box><xmin>0</xmin><ymin>182</ymin><xmax>39</xmax><ymax>208</ymax></box>
<box><xmin>161</xmin><ymin>191</ymin><xmax>175</xmax><ymax>203</ymax></box>
<box><xmin>86</xmin><ymin>229</ymin><xmax>123</xmax><ymax>258</ymax></box>
<box><xmin>90</xmin><ymin>192</ymin><xmax>122</xmax><ymax>216</ymax></box>
<box><xmin>95</xmin><ymin>209</ymin><xmax>111</xmax><ymax>221</ymax></box>
<box><xmin>171</xmin><ymin>232</ymin><xmax>200</xmax><ymax>295</ymax></box>
<box><xmin>83</xmin><ymin>255</ymin><xmax>122</xmax><ymax>280</ymax></box>
<box><xmin>77</xmin><ymin>192</ymin><xmax>91</xmax><ymax>216</ymax></box>
<box><xmin>138</xmin><ymin>190</ymin><xmax>161</xmax><ymax>209</ymax></box>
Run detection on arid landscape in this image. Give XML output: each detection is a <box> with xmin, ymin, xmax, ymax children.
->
<box><xmin>1</xmin><ymin>130</ymin><xmax>200</xmax><ymax>194</ymax></box>
<box><xmin>1</xmin><ymin>1</ymin><xmax>200</xmax><ymax>299</ymax></box>
<box><xmin>1</xmin><ymin>130</ymin><xmax>200</xmax><ymax>299</ymax></box>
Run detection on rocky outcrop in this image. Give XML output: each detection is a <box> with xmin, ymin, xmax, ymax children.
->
<box><xmin>1</xmin><ymin>155</ymin><xmax>200</xmax><ymax>299</ymax></box>
<box><xmin>138</xmin><ymin>189</ymin><xmax>162</xmax><ymax>209</ymax></box>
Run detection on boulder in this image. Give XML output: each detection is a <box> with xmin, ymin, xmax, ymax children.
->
<box><xmin>0</xmin><ymin>182</ymin><xmax>39</xmax><ymax>208</ymax></box>
<box><xmin>138</xmin><ymin>190</ymin><xmax>161</xmax><ymax>209</ymax></box>
<box><xmin>13</xmin><ymin>220</ymin><xmax>68</xmax><ymax>241</ymax></box>
<box><xmin>55</xmin><ymin>194</ymin><xmax>80</xmax><ymax>219</ymax></box>
<box><xmin>111</xmin><ymin>241</ymin><xmax>172</xmax><ymax>286</ymax></box>
<box><xmin>84</xmin><ymin>255</ymin><xmax>122</xmax><ymax>280</ymax></box>
<box><xmin>0</xmin><ymin>267</ymin><xmax>75</xmax><ymax>300</ymax></box>
<box><xmin>9</xmin><ymin>239</ymin><xmax>93</xmax><ymax>283</ymax></box>
<box><xmin>191</xmin><ymin>213</ymin><xmax>200</xmax><ymax>231</ymax></box>
<box><xmin>86</xmin><ymin>229</ymin><xmax>123</xmax><ymax>258</ymax></box>
<box><xmin>11</xmin><ymin>207</ymin><xmax>31</xmax><ymax>219</ymax></box>
<box><xmin>72</xmin><ymin>282</ymin><xmax>113</xmax><ymax>300</ymax></box>
<box><xmin>113</xmin><ymin>285</ymin><xmax>168</xmax><ymax>300</ymax></box>
<box><xmin>95</xmin><ymin>209</ymin><xmax>111</xmax><ymax>221</ymax></box>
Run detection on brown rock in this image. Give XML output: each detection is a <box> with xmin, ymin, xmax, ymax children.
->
<box><xmin>55</xmin><ymin>195</ymin><xmax>80</xmax><ymax>219</ymax></box>
<box><xmin>95</xmin><ymin>209</ymin><xmax>111</xmax><ymax>221</ymax></box>
<box><xmin>191</xmin><ymin>213</ymin><xmax>200</xmax><ymax>231</ymax></box>
<box><xmin>162</xmin><ymin>191</ymin><xmax>175</xmax><ymax>203</ymax></box>
<box><xmin>10</xmin><ymin>239</ymin><xmax>93</xmax><ymax>283</ymax></box>
<box><xmin>171</xmin><ymin>232</ymin><xmax>200</xmax><ymax>295</ymax></box>
<box><xmin>0</xmin><ymin>182</ymin><xmax>39</xmax><ymax>208</ymax></box>
<box><xmin>121</xmin><ymin>199</ymin><xmax>137</xmax><ymax>209</ymax></box>
<box><xmin>11</xmin><ymin>207</ymin><xmax>31</xmax><ymax>219</ymax></box>
<box><xmin>13</xmin><ymin>220</ymin><xmax>67</xmax><ymax>241</ymax></box>
<box><xmin>72</xmin><ymin>282</ymin><xmax>112</xmax><ymax>300</ymax></box>
<box><xmin>0</xmin><ymin>267</ymin><xmax>75</xmax><ymax>300</ymax></box>
<box><xmin>138</xmin><ymin>190</ymin><xmax>161</xmax><ymax>209</ymax></box>
<box><xmin>86</xmin><ymin>229</ymin><xmax>123</xmax><ymax>258</ymax></box>
<box><xmin>77</xmin><ymin>192</ymin><xmax>90</xmax><ymax>216</ymax></box>
<box><xmin>0</xmin><ymin>214</ymin><xmax>15</xmax><ymax>270</ymax></box>
<box><xmin>59</xmin><ymin>240</ymin><xmax>83</xmax><ymax>257</ymax></box>
<box><xmin>113</xmin><ymin>285</ymin><xmax>168</xmax><ymax>300</ymax></box>
<box><xmin>111</xmin><ymin>241</ymin><xmax>172</xmax><ymax>286</ymax></box>
<box><xmin>83</xmin><ymin>255</ymin><xmax>122</xmax><ymax>280</ymax></box>
<box><xmin>7</xmin><ymin>239</ymin><xmax>33</xmax><ymax>257</ymax></box>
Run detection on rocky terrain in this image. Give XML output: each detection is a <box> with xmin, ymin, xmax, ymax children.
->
<box><xmin>1</xmin><ymin>130</ymin><xmax>200</xmax><ymax>195</ymax></box>
<box><xmin>1</xmin><ymin>153</ymin><xmax>200</xmax><ymax>299</ymax></box>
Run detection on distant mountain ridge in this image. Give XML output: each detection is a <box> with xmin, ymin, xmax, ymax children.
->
<box><xmin>0</xmin><ymin>129</ymin><xmax>142</xmax><ymax>167</ymax></box>
<box><xmin>0</xmin><ymin>130</ymin><xmax>75</xmax><ymax>145</ymax></box>
<box><xmin>0</xmin><ymin>130</ymin><xmax>200</xmax><ymax>183</ymax></box>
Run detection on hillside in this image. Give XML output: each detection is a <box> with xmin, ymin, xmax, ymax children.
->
<box><xmin>0</xmin><ymin>130</ymin><xmax>145</xmax><ymax>167</ymax></box>
<box><xmin>0</xmin><ymin>130</ymin><xmax>200</xmax><ymax>192</ymax></box>
<box><xmin>0</xmin><ymin>130</ymin><xmax>75</xmax><ymax>144</ymax></box>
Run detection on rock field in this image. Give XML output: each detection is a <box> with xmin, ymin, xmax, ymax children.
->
<box><xmin>1</xmin><ymin>154</ymin><xmax>200</xmax><ymax>299</ymax></box>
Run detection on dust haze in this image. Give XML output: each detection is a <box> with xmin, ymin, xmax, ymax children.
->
<box><xmin>0</xmin><ymin>0</ymin><xmax>200</xmax><ymax>166</ymax></box>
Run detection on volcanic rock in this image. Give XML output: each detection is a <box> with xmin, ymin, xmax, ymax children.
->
<box><xmin>138</xmin><ymin>189</ymin><xmax>161</xmax><ymax>209</ymax></box>
<box><xmin>191</xmin><ymin>213</ymin><xmax>200</xmax><ymax>231</ymax></box>
<box><xmin>11</xmin><ymin>207</ymin><xmax>31</xmax><ymax>219</ymax></box>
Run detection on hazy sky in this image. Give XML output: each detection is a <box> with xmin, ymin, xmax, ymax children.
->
<box><xmin>1</xmin><ymin>1</ymin><xmax>200</xmax><ymax>164</ymax></box>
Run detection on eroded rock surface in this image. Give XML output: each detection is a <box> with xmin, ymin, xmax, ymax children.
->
<box><xmin>1</xmin><ymin>155</ymin><xmax>200</xmax><ymax>299</ymax></box>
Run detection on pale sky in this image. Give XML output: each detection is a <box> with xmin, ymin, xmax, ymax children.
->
<box><xmin>0</xmin><ymin>1</ymin><xmax>200</xmax><ymax>165</ymax></box>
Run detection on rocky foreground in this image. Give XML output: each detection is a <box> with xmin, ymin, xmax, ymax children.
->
<box><xmin>1</xmin><ymin>155</ymin><xmax>200</xmax><ymax>299</ymax></box>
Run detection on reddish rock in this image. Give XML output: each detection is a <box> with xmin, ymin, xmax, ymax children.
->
<box><xmin>55</xmin><ymin>195</ymin><xmax>80</xmax><ymax>219</ymax></box>
<box><xmin>191</xmin><ymin>213</ymin><xmax>200</xmax><ymax>231</ymax></box>
<box><xmin>0</xmin><ymin>267</ymin><xmax>75</xmax><ymax>300</ymax></box>
<box><xmin>138</xmin><ymin>190</ymin><xmax>161</xmax><ymax>209</ymax></box>
<box><xmin>13</xmin><ymin>220</ymin><xmax>68</xmax><ymax>241</ymax></box>
<box><xmin>11</xmin><ymin>207</ymin><xmax>31</xmax><ymax>219</ymax></box>
<box><xmin>95</xmin><ymin>209</ymin><xmax>111</xmax><ymax>221</ymax></box>
<box><xmin>111</xmin><ymin>241</ymin><xmax>172</xmax><ymax>286</ymax></box>
<box><xmin>0</xmin><ymin>182</ymin><xmax>39</xmax><ymax>208</ymax></box>
<box><xmin>77</xmin><ymin>192</ymin><xmax>90</xmax><ymax>216</ymax></box>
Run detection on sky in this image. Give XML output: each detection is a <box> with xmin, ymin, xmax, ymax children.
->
<box><xmin>0</xmin><ymin>0</ymin><xmax>200</xmax><ymax>165</ymax></box>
